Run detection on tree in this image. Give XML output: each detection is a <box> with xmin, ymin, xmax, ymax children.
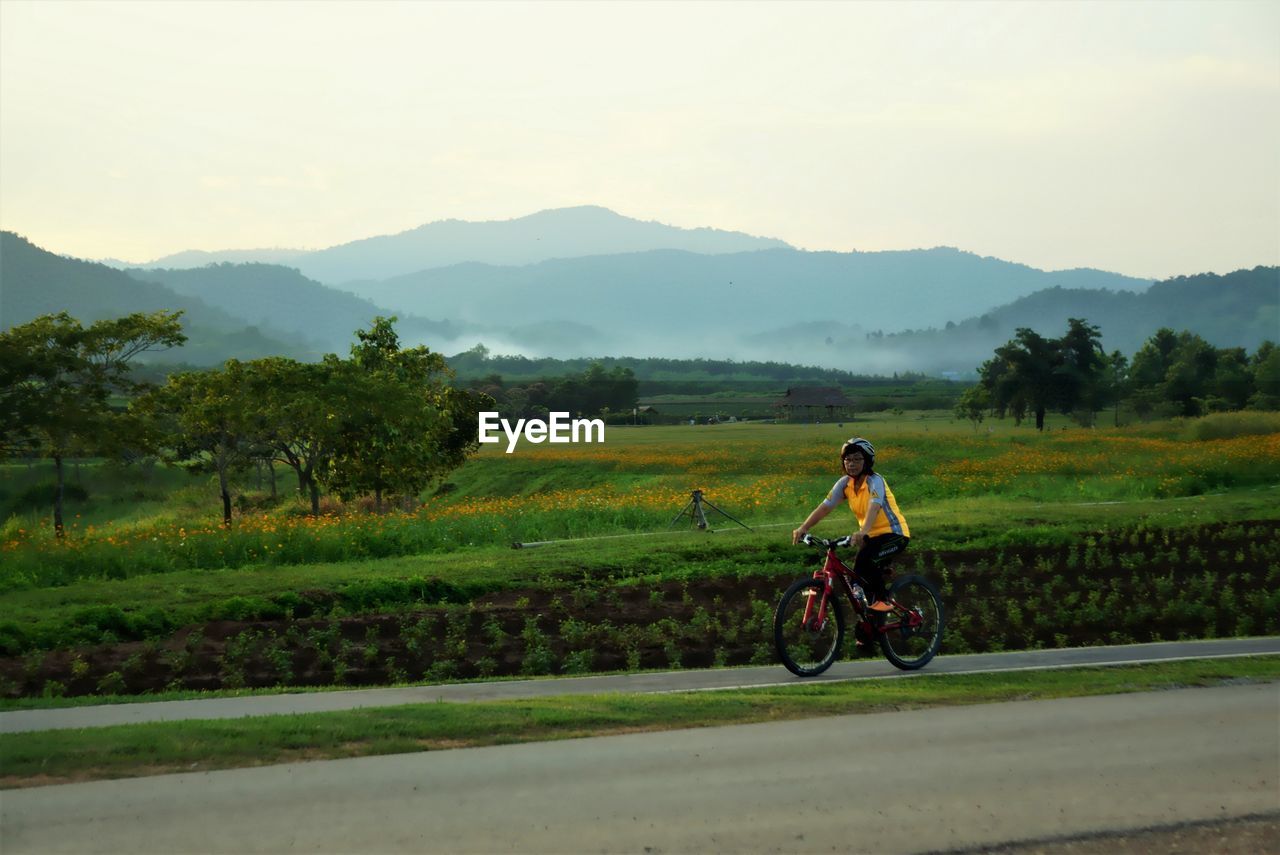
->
<box><xmin>134</xmin><ymin>362</ymin><xmax>257</xmax><ymax>527</ymax></box>
<box><xmin>1105</xmin><ymin>350</ymin><xmax>1129</xmax><ymax>427</ymax></box>
<box><xmin>237</xmin><ymin>357</ymin><xmax>345</xmax><ymax>516</ymax></box>
<box><xmin>1128</xmin><ymin>328</ymin><xmax>1180</xmax><ymax>417</ymax></box>
<box><xmin>1249</xmin><ymin>341</ymin><xmax>1280</xmax><ymax>410</ymax></box>
<box><xmin>979</xmin><ymin>328</ymin><xmax>1056</xmax><ymax>430</ymax></box>
<box><xmin>0</xmin><ymin>311</ymin><xmax>185</xmax><ymax>535</ymax></box>
<box><xmin>953</xmin><ymin>384</ymin><xmax>990</xmax><ymax>431</ymax></box>
<box><xmin>328</xmin><ymin>318</ymin><xmax>489</xmax><ymax>512</ymax></box>
<box><xmin>978</xmin><ymin>320</ymin><xmax>1106</xmax><ymax>430</ymax></box>
<box><xmin>1209</xmin><ymin>347</ymin><xmax>1254</xmax><ymax>411</ymax></box>
<box><xmin>1161</xmin><ymin>332</ymin><xmax>1218</xmax><ymax>416</ymax></box>
<box><xmin>1055</xmin><ymin>318</ymin><xmax>1107</xmax><ymax>425</ymax></box>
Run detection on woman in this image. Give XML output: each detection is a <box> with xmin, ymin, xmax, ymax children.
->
<box><xmin>792</xmin><ymin>437</ymin><xmax>910</xmax><ymax>610</ymax></box>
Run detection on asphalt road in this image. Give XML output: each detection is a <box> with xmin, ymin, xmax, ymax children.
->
<box><xmin>3</xmin><ymin>681</ymin><xmax>1277</xmax><ymax>854</ymax></box>
<box><xmin>4</xmin><ymin>636</ymin><xmax>1278</xmax><ymax>734</ymax></box>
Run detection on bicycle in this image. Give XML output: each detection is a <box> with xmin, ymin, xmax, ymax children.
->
<box><xmin>773</xmin><ymin>533</ymin><xmax>945</xmax><ymax>676</ymax></box>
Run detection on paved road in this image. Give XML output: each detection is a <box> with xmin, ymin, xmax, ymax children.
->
<box><xmin>4</xmin><ymin>636</ymin><xmax>1277</xmax><ymax>734</ymax></box>
<box><xmin>3</xmin><ymin>682</ymin><xmax>1276</xmax><ymax>854</ymax></box>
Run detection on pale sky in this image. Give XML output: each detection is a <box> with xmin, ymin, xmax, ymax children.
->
<box><xmin>1</xmin><ymin>0</ymin><xmax>1277</xmax><ymax>279</ymax></box>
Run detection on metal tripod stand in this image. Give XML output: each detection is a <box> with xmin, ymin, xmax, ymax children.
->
<box><xmin>669</xmin><ymin>489</ymin><xmax>753</xmax><ymax>531</ymax></box>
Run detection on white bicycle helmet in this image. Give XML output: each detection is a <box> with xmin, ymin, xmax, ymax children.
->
<box><xmin>840</xmin><ymin>437</ymin><xmax>875</xmax><ymax>468</ymax></box>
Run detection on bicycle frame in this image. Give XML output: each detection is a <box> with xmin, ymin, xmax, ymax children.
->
<box><xmin>801</xmin><ymin>546</ymin><xmax>923</xmax><ymax>639</ymax></box>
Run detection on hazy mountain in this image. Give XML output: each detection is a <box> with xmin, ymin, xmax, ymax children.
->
<box><xmin>355</xmin><ymin>246</ymin><xmax>1153</xmax><ymax>355</ymax></box>
<box><xmin>6</xmin><ymin>223</ymin><xmax>1271</xmax><ymax>377</ymax></box>
<box><xmin>109</xmin><ymin>248</ymin><xmax>308</xmax><ymax>270</ymax></box>
<box><xmin>1</xmin><ymin>232</ymin><xmax>318</xmax><ymax>364</ymax></box>
<box><xmin>295</xmin><ymin>206</ymin><xmax>792</xmax><ymax>284</ymax></box>
<box><xmin>756</xmin><ymin>266</ymin><xmax>1279</xmax><ymax>375</ymax></box>
<box><xmin>127</xmin><ymin>263</ymin><xmax>461</xmax><ymax>352</ymax></box>
<box><xmin>3</xmin><ymin>231</ymin><xmax>238</xmax><ymax>331</ymax></box>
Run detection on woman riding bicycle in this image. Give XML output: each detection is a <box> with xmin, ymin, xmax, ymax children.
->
<box><xmin>792</xmin><ymin>437</ymin><xmax>910</xmax><ymax>611</ymax></box>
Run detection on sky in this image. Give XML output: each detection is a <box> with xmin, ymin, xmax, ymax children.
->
<box><xmin>1</xmin><ymin>0</ymin><xmax>1277</xmax><ymax>280</ymax></box>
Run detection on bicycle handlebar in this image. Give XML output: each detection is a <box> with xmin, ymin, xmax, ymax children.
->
<box><xmin>800</xmin><ymin>533</ymin><xmax>852</xmax><ymax>549</ymax></box>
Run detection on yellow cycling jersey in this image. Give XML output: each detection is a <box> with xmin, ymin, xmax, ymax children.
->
<box><xmin>821</xmin><ymin>473</ymin><xmax>910</xmax><ymax>538</ymax></box>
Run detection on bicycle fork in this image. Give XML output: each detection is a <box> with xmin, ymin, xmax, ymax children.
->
<box><xmin>801</xmin><ymin>572</ymin><xmax>834</xmax><ymax>632</ymax></box>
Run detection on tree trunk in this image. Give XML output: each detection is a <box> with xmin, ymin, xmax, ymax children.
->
<box><xmin>374</xmin><ymin>487</ymin><xmax>383</xmax><ymax>514</ymax></box>
<box><xmin>309</xmin><ymin>481</ymin><xmax>320</xmax><ymax>516</ymax></box>
<box><xmin>219</xmin><ymin>465</ymin><xmax>232</xmax><ymax>528</ymax></box>
<box><xmin>53</xmin><ymin>454</ymin><xmax>66</xmax><ymax>538</ymax></box>
<box><xmin>268</xmin><ymin>459</ymin><xmax>277</xmax><ymax>500</ymax></box>
<box><xmin>1035</xmin><ymin>407</ymin><xmax>1046</xmax><ymax>431</ymax></box>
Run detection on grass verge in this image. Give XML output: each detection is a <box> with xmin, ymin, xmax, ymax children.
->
<box><xmin>3</xmin><ymin>656</ymin><xmax>1276</xmax><ymax>789</ymax></box>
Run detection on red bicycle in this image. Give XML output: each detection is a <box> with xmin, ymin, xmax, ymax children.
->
<box><xmin>774</xmin><ymin>534</ymin><xmax>945</xmax><ymax>675</ymax></box>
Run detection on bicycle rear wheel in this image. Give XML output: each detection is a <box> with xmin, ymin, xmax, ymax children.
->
<box><xmin>877</xmin><ymin>574</ymin><xmax>944</xmax><ymax>671</ymax></box>
<box><xmin>774</xmin><ymin>578</ymin><xmax>845</xmax><ymax>677</ymax></box>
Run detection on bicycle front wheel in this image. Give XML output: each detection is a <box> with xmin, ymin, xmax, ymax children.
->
<box><xmin>878</xmin><ymin>574</ymin><xmax>945</xmax><ymax>671</ymax></box>
<box><xmin>774</xmin><ymin>578</ymin><xmax>845</xmax><ymax>677</ymax></box>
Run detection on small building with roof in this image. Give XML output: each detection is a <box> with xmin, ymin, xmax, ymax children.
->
<box><xmin>774</xmin><ymin>386</ymin><xmax>855</xmax><ymax>422</ymax></box>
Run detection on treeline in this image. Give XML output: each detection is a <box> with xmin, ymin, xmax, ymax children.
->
<box><xmin>1</xmin><ymin>313</ymin><xmax>488</xmax><ymax>532</ymax></box>
<box><xmin>467</xmin><ymin>362</ymin><xmax>639</xmax><ymax>421</ymax></box>
<box><xmin>956</xmin><ymin>319</ymin><xmax>1279</xmax><ymax>430</ymax></box>
<box><xmin>448</xmin><ymin>345</ymin><xmax>932</xmax><ymax>394</ymax></box>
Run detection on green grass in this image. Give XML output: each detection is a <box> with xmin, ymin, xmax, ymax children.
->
<box><xmin>3</xmin><ymin>485</ymin><xmax>1276</xmax><ymax>656</ymax></box>
<box><xmin>3</xmin><ymin>657</ymin><xmax>1275</xmax><ymax>788</ymax></box>
<box><xmin>2</xmin><ymin>483</ymin><xmax>1277</xmax><ymax>659</ymax></box>
<box><xmin>4</xmin><ymin>414</ymin><xmax>1277</xmax><ymax>592</ymax></box>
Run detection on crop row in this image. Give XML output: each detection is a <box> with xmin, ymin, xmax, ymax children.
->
<box><xmin>2</xmin><ymin>520</ymin><xmax>1275</xmax><ymax>699</ymax></box>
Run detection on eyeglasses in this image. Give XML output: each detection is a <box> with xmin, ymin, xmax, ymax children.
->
<box><xmin>842</xmin><ymin>455</ymin><xmax>865</xmax><ymax>463</ymax></box>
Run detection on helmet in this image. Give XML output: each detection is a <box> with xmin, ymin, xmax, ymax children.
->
<box><xmin>841</xmin><ymin>437</ymin><xmax>875</xmax><ymax>468</ymax></box>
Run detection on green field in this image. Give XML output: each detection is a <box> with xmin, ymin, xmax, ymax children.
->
<box><xmin>1</xmin><ymin>410</ymin><xmax>1278</xmax><ymax>699</ymax></box>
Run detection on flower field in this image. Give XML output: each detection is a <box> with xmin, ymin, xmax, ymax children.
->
<box><xmin>2</xmin><ymin>415</ymin><xmax>1279</xmax><ymax>592</ymax></box>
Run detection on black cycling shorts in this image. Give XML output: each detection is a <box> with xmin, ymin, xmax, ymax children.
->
<box><xmin>853</xmin><ymin>533</ymin><xmax>909</xmax><ymax>598</ymax></box>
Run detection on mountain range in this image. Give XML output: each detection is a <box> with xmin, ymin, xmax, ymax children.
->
<box><xmin>119</xmin><ymin>206</ymin><xmax>790</xmax><ymax>284</ymax></box>
<box><xmin>5</xmin><ymin>206</ymin><xmax>1276</xmax><ymax>375</ymax></box>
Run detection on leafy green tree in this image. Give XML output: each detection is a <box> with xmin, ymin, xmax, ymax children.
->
<box><xmin>977</xmin><ymin>319</ymin><xmax>1106</xmax><ymax>430</ymax></box>
<box><xmin>328</xmin><ymin>318</ymin><xmax>489</xmax><ymax>511</ymax></box>
<box><xmin>1105</xmin><ymin>350</ymin><xmax>1129</xmax><ymax>427</ymax></box>
<box><xmin>1209</xmin><ymin>347</ymin><xmax>1254</xmax><ymax>412</ymax></box>
<box><xmin>953</xmin><ymin>384</ymin><xmax>990</xmax><ymax>431</ymax></box>
<box><xmin>979</xmin><ymin>328</ymin><xmax>1056</xmax><ymax>430</ymax></box>
<box><xmin>0</xmin><ymin>311</ymin><xmax>185</xmax><ymax>535</ymax></box>
<box><xmin>1250</xmin><ymin>342</ymin><xmax>1280</xmax><ymax>410</ymax></box>
<box><xmin>1055</xmin><ymin>318</ymin><xmax>1108</xmax><ymax>424</ymax></box>
<box><xmin>1128</xmin><ymin>328</ymin><xmax>1180</xmax><ymax>417</ymax></box>
<box><xmin>134</xmin><ymin>362</ymin><xmax>258</xmax><ymax>527</ymax></box>
<box><xmin>236</xmin><ymin>357</ymin><xmax>345</xmax><ymax>515</ymax></box>
<box><xmin>1160</xmin><ymin>332</ymin><xmax>1219</xmax><ymax>416</ymax></box>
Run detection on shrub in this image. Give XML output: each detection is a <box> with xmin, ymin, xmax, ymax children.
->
<box><xmin>1184</xmin><ymin>411</ymin><xmax>1280</xmax><ymax>441</ymax></box>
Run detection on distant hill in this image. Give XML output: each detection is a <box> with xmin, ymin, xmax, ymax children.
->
<box><xmin>354</xmin><ymin>246</ymin><xmax>1153</xmax><ymax>358</ymax></box>
<box><xmin>296</xmin><ymin>205</ymin><xmax>792</xmax><ymax>284</ymax></box>
<box><xmin>0</xmin><ymin>232</ymin><xmax>318</xmax><ymax>364</ymax></box>
<box><xmin>5</xmin><ymin>224</ymin><xmax>1272</xmax><ymax>377</ymax></box>
<box><xmin>120</xmin><ymin>206</ymin><xmax>791</xmax><ymax>284</ymax></box>
<box><xmin>765</xmin><ymin>266</ymin><xmax>1279</xmax><ymax>375</ymax></box>
<box><xmin>121</xmin><ymin>248</ymin><xmax>308</xmax><ymax>270</ymax></box>
<box><xmin>127</xmin><ymin>263</ymin><xmax>462</xmax><ymax>352</ymax></box>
